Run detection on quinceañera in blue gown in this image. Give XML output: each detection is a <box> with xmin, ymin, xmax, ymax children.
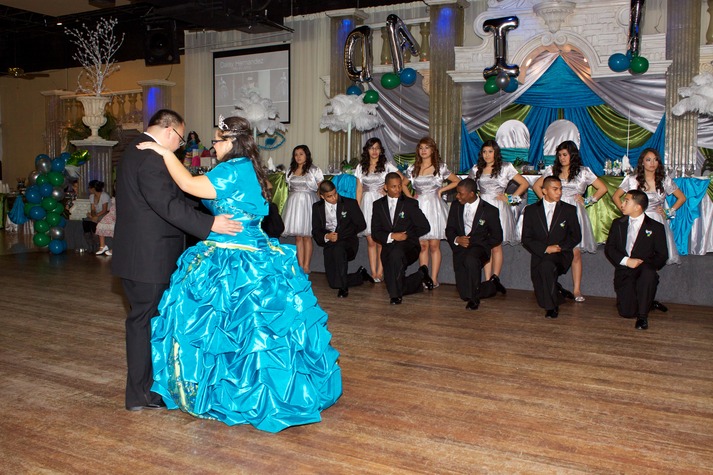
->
<box><xmin>150</xmin><ymin>156</ymin><xmax>342</xmax><ymax>432</ymax></box>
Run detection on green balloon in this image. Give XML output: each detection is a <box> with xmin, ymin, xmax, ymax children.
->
<box><xmin>48</xmin><ymin>171</ymin><xmax>65</xmax><ymax>187</ymax></box>
<box><xmin>34</xmin><ymin>219</ymin><xmax>50</xmax><ymax>233</ymax></box>
<box><xmin>41</xmin><ymin>196</ymin><xmax>57</xmax><ymax>211</ymax></box>
<box><xmin>381</xmin><ymin>72</ymin><xmax>401</xmax><ymax>90</ymax></box>
<box><xmin>45</xmin><ymin>212</ymin><xmax>61</xmax><ymax>227</ymax></box>
<box><xmin>24</xmin><ymin>202</ymin><xmax>35</xmax><ymax>216</ymax></box>
<box><xmin>36</xmin><ymin>173</ymin><xmax>49</xmax><ymax>186</ymax></box>
<box><xmin>33</xmin><ymin>232</ymin><xmax>51</xmax><ymax>248</ymax></box>
<box><xmin>629</xmin><ymin>56</ymin><xmax>649</xmax><ymax>75</ymax></box>
<box><xmin>363</xmin><ymin>90</ymin><xmax>379</xmax><ymax>104</ymax></box>
<box><xmin>484</xmin><ymin>76</ymin><xmax>499</xmax><ymax>95</ymax></box>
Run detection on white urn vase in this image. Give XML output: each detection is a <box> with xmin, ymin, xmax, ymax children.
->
<box><xmin>77</xmin><ymin>95</ymin><xmax>111</xmax><ymax>141</ymax></box>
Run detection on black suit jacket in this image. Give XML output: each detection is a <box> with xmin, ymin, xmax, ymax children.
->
<box><xmin>111</xmin><ymin>133</ymin><xmax>214</xmax><ymax>284</ymax></box>
<box><xmin>521</xmin><ymin>199</ymin><xmax>582</xmax><ymax>269</ymax></box>
<box><xmin>445</xmin><ymin>199</ymin><xmax>503</xmax><ymax>258</ymax></box>
<box><xmin>605</xmin><ymin>215</ymin><xmax>668</xmax><ymax>270</ymax></box>
<box><xmin>371</xmin><ymin>194</ymin><xmax>430</xmax><ymax>251</ymax></box>
<box><xmin>312</xmin><ymin>195</ymin><xmax>366</xmax><ymax>248</ymax></box>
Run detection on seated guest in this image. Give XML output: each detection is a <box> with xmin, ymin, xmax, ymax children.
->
<box><xmin>605</xmin><ymin>190</ymin><xmax>668</xmax><ymax>330</ymax></box>
<box><xmin>445</xmin><ymin>178</ymin><xmax>504</xmax><ymax>310</ymax></box>
<box><xmin>312</xmin><ymin>180</ymin><xmax>373</xmax><ymax>298</ymax></box>
<box><xmin>521</xmin><ymin>176</ymin><xmax>582</xmax><ymax>319</ymax></box>
<box><xmin>371</xmin><ymin>172</ymin><xmax>432</xmax><ymax>305</ymax></box>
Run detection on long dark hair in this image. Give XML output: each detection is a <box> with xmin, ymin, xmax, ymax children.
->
<box><xmin>635</xmin><ymin>147</ymin><xmax>665</xmax><ymax>194</ymax></box>
<box><xmin>88</xmin><ymin>180</ymin><xmax>105</xmax><ymax>193</ymax></box>
<box><xmin>288</xmin><ymin>145</ymin><xmax>313</xmax><ymax>177</ymax></box>
<box><xmin>219</xmin><ymin>116</ymin><xmax>269</xmax><ymax>200</ymax></box>
<box><xmin>413</xmin><ymin>136</ymin><xmax>441</xmax><ymax>177</ymax></box>
<box><xmin>553</xmin><ymin>140</ymin><xmax>582</xmax><ymax>182</ymax></box>
<box><xmin>474</xmin><ymin>140</ymin><xmax>503</xmax><ymax>181</ymax></box>
<box><xmin>359</xmin><ymin>137</ymin><xmax>387</xmax><ymax>175</ymax></box>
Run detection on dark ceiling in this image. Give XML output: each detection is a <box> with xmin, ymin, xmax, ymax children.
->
<box><xmin>0</xmin><ymin>0</ymin><xmax>416</xmax><ymax>74</ymax></box>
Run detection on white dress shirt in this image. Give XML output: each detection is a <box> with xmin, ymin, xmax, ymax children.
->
<box><xmin>621</xmin><ymin>213</ymin><xmax>645</xmax><ymax>265</ymax></box>
<box><xmin>543</xmin><ymin>199</ymin><xmax>557</xmax><ymax>229</ymax></box>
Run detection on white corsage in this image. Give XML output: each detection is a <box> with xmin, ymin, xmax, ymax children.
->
<box><xmin>559</xmin><ymin>220</ymin><xmax>566</xmax><ymax>228</ymax></box>
<box><xmin>341</xmin><ymin>211</ymin><xmax>347</xmax><ymax>218</ymax></box>
<box><xmin>399</xmin><ymin>211</ymin><xmax>405</xmax><ymax>219</ymax></box>
<box><xmin>478</xmin><ymin>219</ymin><xmax>485</xmax><ymax>226</ymax></box>
<box><xmin>645</xmin><ymin>229</ymin><xmax>652</xmax><ymax>237</ymax></box>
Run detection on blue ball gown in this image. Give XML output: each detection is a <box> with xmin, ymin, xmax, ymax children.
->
<box><xmin>150</xmin><ymin>157</ymin><xmax>342</xmax><ymax>433</ymax></box>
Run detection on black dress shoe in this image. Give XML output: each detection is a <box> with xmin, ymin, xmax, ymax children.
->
<box><xmin>635</xmin><ymin>317</ymin><xmax>649</xmax><ymax>330</ymax></box>
<box><xmin>465</xmin><ymin>299</ymin><xmax>479</xmax><ymax>310</ymax></box>
<box><xmin>419</xmin><ymin>265</ymin><xmax>434</xmax><ymax>290</ymax></box>
<box><xmin>556</xmin><ymin>283</ymin><xmax>575</xmax><ymax>300</ymax></box>
<box><xmin>126</xmin><ymin>400</ymin><xmax>167</xmax><ymax>411</ymax></box>
<box><xmin>390</xmin><ymin>297</ymin><xmax>402</xmax><ymax>305</ymax></box>
<box><xmin>358</xmin><ymin>266</ymin><xmax>375</xmax><ymax>283</ymax></box>
<box><xmin>337</xmin><ymin>288</ymin><xmax>349</xmax><ymax>298</ymax></box>
<box><xmin>490</xmin><ymin>274</ymin><xmax>507</xmax><ymax>295</ymax></box>
<box><xmin>652</xmin><ymin>300</ymin><xmax>668</xmax><ymax>312</ymax></box>
<box><xmin>545</xmin><ymin>307</ymin><xmax>559</xmax><ymax>319</ymax></box>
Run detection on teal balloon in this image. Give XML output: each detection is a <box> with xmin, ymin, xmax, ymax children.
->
<box><xmin>51</xmin><ymin>157</ymin><xmax>66</xmax><ymax>173</ymax></box>
<box><xmin>29</xmin><ymin>206</ymin><xmax>47</xmax><ymax>220</ymax></box>
<box><xmin>25</xmin><ymin>188</ymin><xmax>42</xmax><ymax>204</ymax></box>
<box><xmin>49</xmin><ymin>239</ymin><xmax>65</xmax><ymax>255</ymax></box>
<box><xmin>24</xmin><ymin>202</ymin><xmax>35</xmax><ymax>216</ymax></box>
<box><xmin>381</xmin><ymin>72</ymin><xmax>401</xmax><ymax>89</ymax></box>
<box><xmin>629</xmin><ymin>56</ymin><xmax>649</xmax><ymax>75</ymax></box>
<box><xmin>399</xmin><ymin>68</ymin><xmax>417</xmax><ymax>86</ymax></box>
<box><xmin>608</xmin><ymin>53</ymin><xmax>630</xmax><ymax>72</ymax></box>
<box><xmin>46</xmin><ymin>212</ymin><xmax>61</xmax><ymax>227</ymax></box>
<box><xmin>34</xmin><ymin>219</ymin><xmax>50</xmax><ymax>233</ymax></box>
<box><xmin>48</xmin><ymin>171</ymin><xmax>64</xmax><ymax>187</ymax></box>
<box><xmin>346</xmin><ymin>85</ymin><xmax>362</xmax><ymax>95</ymax></box>
<box><xmin>484</xmin><ymin>76</ymin><xmax>499</xmax><ymax>95</ymax></box>
<box><xmin>362</xmin><ymin>90</ymin><xmax>379</xmax><ymax>104</ymax></box>
<box><xmin>504</xmin><ymin>77</ymin><xmax>519</xmax><ymax>93</ymax></box>
<box><xmin>41</xmin><ymin>196</ymin><xmax>57</xmax><ymax>211</ymax></box>
<box><xmin>33</xmin><ymin>232</ymin><xmax>50</xmax><ymax>248</ymax></box>
<box><xmin>39</xmin><ymin>182</ymin><xmax>53</xmax><ymax>197</ymax></box>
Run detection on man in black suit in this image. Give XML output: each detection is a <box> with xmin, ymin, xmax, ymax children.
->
<box><xmin>371</xmin><ymin>172</ymin><xmax>432</xmax><ymax>305</ymax></box>
<box><xmin>312</xmin><ymin>180</ymin><xmax>373</xmax><ymax>298</ymax></box>
<box><xmin>445</xmin><ymin>178</ymin><xmax>504</xmax><ymax>310</ymax></box>
<box><xmin>605</xmin><ymin>189</ymin><xmax>668</xmax><ymax>330</ymax></box>
<box><xmin>112</xmin><ymin>109</ymin><xmax>242</xmax><ymax>411</ymax></box>
<box><xmin>521</xmin><ymin>176</ymin><xmax>582</xmax><ymax>319</ymax></box>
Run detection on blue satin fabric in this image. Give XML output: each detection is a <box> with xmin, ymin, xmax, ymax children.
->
<box><xmin>151</xmin><ymin>157</ymin><xmax>342</xmax><ymax>432</ymax></box>
<box><xmin>667</xmin><ymin>177</ymin><xmax>710</xmax><ymax>256</ymax></box>
<box><xmin>329</xmin><ymin>173</ymin><xmax>357</xmax><ymax>199</ymax></box>
<box><xmin>9</xmin><ymin>195</ymin><xmax>28</xmax><ymax>225</ymax></box>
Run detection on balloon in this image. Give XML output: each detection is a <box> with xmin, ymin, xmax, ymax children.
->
<box><xmin>482</xmin><ymin>16</ymin><xmax>520</xmax><ymax>79</ymax></box>
<box><xmin>346</xmin><ymin>85</ymin><xmax>362</xmax><ymax>96</ymax></box>
<box><xmin>52</xmin><ymin>201</ymin><xmax>65</xmax><ymax>214</ymax></box>
<box><xmin>33</xmin><ymin>232</ymin><xmax>50</xmax><ymax>248</ymax></box>
<box><xmin>24</xmin><ymin>202</ymin><xmax>35</xmax><ymax>216</ymax></box>
<box><xmin>343</xmin><ymin>25</ymin><xmax>374</xmax><ymax>83</ymax></box>
<box><xmin>608</xmin><ymin>53</ymin><xmax>630</xmax><ymax>72</ymax></box>
<box><xmin>362</xmin><ymin>90</ymin><xmax>380</xmax><ymax>104</ymax></box>
<box><xmin>60</xmin><ymin>151</ymin><xmax>71</xmax><ymax>162</ymax></box>
<box><xmin>36</xmin><ymin>157</ymin><xmax>52</xmax><ymax>174</ymax></box>
<box><xmin>505</xmin><ymin>77</ymin><xmax>519</xmax><ymax>93</ymax></box>
<box><xmin>34</xmin><ymin>219</ymin><xmax>50</xmax><ymax>233</ymax></box>
<box><xmin>51</xmin><ymin>187</ymin><xmax>65</xmax><ymax>201</ymax></box>
<box><xmin>25</xmin><ymin>188</ymin><xmax>42</xmax><ymax>204</ymax></box>
<box><xmin>629</xmin><ymin>55</ymin><xmax>649</xmax><ymax>74</ymax></box>
<box><xmin>35</xmin><ymin>173</ymin><xmax>49</xmax><ymax>186</ymax></box>
<box><xmin>495</xmin><ymin>71</ymin><xmax>510</xmax><ymax>90</ymax></box>
<box><xmin>45</xmin><ymin>212</ymin><xmax>61</xmax><ymax>227</ymax></box>
<box><xmin>49</xmin><ymin>226</ymin><xmax>65</xmax><ymax>241</ymax></box>
<box><xmin>628</xmin><ymin>0</ymin><xmax>645</xmax><ymax>57</ymax></box>
<box><xmin>48</xmin><ymin>171</ymin><xmax>64</xmax><ymax>187</ymax></box>
<box><xmin>51</xmin><ymin>157</ymin><xmax>66</xmax><ymax>173</ymax></box>
<box><xmin>49</xmin><ymin>239</ymin><xmax>65</xmax><ymax>255</ymax></box>
<box><xmin>39</xmin><ymin>182</ymin><xmax>53</xmax><ymax>197</ymax></box>
<box><xmin>484</xmin><ymin>76</ymin><xmax>499</xmax><ymax>94</ymax></box>
<box><xmin>29</xmin><ymin>206</ymin><xmax>47</xmax><ymax>220</ymax></box>
<box><xmin>28</xmin><ymin>170</ymin><xmax>40</xmax><ymax>185</ymax></box>
<box><xmin>399</xmin><ymin>67</ymin><xmax>417</xmax><ymax>87</ymax></box>
<box><xmin>58</xmin><ymin>216</ymin><xmax>67</xmax><ymax>228</ymax></box>
<box><xmin>66</xmin><ymin>149</ymin><xmax>90</xmax><ymax>167</ymax></box>
<box><xmin>381</xmin><ymin>72</ymin><xmax>401</xmax><ymax>89</ymax></box>
<box><xmin>35</xmin><ymin>154</ymin><xmax>51</xmax><ymax>164</ymax></box>
<box><xmin>385</xmin><ymin>14</ymin><xmax>420</xmax><ymax>74</ymax></box>
<box><xmin>41</xmin><ymin>196</ymin><xmax>57</xmax><ymax>211</ymax></box>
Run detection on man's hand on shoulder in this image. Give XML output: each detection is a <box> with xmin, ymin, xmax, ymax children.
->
<box><xmin>211</xmin><ymin>215</ymin><xmax>243</xmax><ymax>235</ymax></box>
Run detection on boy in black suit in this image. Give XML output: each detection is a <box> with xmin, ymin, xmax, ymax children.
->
<box><xmin>371</xmin><ymin>172</ymin><xmax>432</xmax><ymax>304</ymax></box>
<box><xmin>312</xmin><ymin>180</ymin><xmax>373</xmax><ymax>298</ymax></box>
<box><xmin>605</xmin><ymin>189</ymin><xmax>668</xmax><ymax>330</ymax></box>
<box><xmin>445</xmin><ymin>178</ymin><xmax>504</xmax><ymax>310</ymax></box>
<box><xmin>521</xmin><ymin>176</ymin><xmax>582</xmax><ymax>319</ymax></box>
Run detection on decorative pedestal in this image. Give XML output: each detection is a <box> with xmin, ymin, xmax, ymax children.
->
<box><xmin>77</xmin><ymin>95</ymin><xmax>112</xmax><ymax>140</ymax></box>
<box><xmin>69</xmin><ymin>139</ymin><xmax>118</xmax><ymax>196</ymax></box>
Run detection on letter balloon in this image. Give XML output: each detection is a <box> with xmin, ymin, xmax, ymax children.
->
<box><xmin>385</xmin><ymin>14</ymin><xmax>420</xmax><ymax>75</ymax></box>
<box><xmin>344</xmin><ymin>25</ymin><xmax>374</xmax><ymax>83</ymax></box>
<box><xmin>482</xmin><ymin>16</ymin><xmax>520</xmax><ymax>79</ymax></box>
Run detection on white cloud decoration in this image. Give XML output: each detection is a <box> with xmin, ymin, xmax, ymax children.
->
<box><xmin>672</xmin><ymin>72</ymin><xmax>713</xmax><ymax>117</ymax></box>
<box><xmin>233</xmin><ymin>89</ymin><xmax>287</xmax><ymax>135</ymax></box>
<box><xmin>319</xmin><ymin>94</ymin><xmax>383</xmax><ymax>133</ymax></box>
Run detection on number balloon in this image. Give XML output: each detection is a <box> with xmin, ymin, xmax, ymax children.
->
<box><xmin>344</xmin><ymin>25</ymin><xmax>374</xmax><ymax>83</ymax></box>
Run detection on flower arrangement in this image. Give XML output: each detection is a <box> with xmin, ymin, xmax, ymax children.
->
<box><xmin>65</xmin><ymin>17</ymin><xmax>124</xmax><ymax>96</ymax></box>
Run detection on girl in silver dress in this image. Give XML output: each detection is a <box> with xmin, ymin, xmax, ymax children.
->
<box><xmin>282</xmin><ymin>145</ymin><xmax>324</xmax><ymax>274</ymax></box>
<box><xmin>403</xmin><ymin>137</ymin><xmax>460</xmax><ymax>288</ymax></box>
<box><xmin>533</xmin><ymin>141</ymin><xmax>608</xmax><ymax>302</ymax></box>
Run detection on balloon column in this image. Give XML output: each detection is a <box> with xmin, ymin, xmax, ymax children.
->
<box><xmin>482</xmin><ymin>16</ymin><xmax>521</xmax><ymax>94</ymax></box>
<box><xmin>608</xmin><ymin>0</ymin><xmax>649</xmax><ymax>75</ymax></box>
<box><xmin>24</xmin><ymin>154</ymin><xmax>69</xmax><ymax>254</ymax></box>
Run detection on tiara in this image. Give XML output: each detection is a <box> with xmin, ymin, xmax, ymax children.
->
<box><xmin>218</xmin><ymin>114</ymin><xmax>228</xmax><ymax>131</ymax></box>
<box><xmin>218</xmin><ymin>114</ymin><xmax>250</xmax><ymax>136</ymax></box>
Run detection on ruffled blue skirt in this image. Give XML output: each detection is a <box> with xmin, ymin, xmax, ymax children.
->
<box><xmin>151</xmin><ymin>240</ymin><xmax>342</xmax><ymax>432</ymax></box>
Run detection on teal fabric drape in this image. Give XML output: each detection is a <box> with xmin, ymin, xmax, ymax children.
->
<box><xmin>666</xmin><ymin>178</ymin><xmax>710</xmax><ymax>255</ymax></box>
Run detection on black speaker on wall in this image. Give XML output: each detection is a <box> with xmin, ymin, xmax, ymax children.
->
<box><xmin>144</xmin><ymin>20</ymin><xmax>180</xmax><ymax>66</ymax></box>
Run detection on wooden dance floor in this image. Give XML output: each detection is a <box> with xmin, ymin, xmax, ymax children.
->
<box><xmin>1</xmin><ymin>236</ymin><xmax>712</xmax><ymax>473</ymax></box>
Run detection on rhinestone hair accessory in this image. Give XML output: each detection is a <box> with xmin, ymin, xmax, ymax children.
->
<box><xmin>218</xmin><ymin>115</ymin><xmax>228</xmax><ymax>131</ymax></box>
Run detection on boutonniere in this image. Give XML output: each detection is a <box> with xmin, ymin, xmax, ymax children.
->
<box><xmin>399</xmin><ymin>211</ymin><xmax>405</xmax><ymax>219</ymax></box>
<box><xmin>341</xmin><ymin>211</ymin><xmax>347</xmax><ymax>218</ymax></box>
<box><xmin>559</xmin><ymin>220</ymin><xmax>566</xmax><ymax>228</ymax></box>
<box><xmin>478</xmin><ymin>219</ymin><xmax>485</xmax><ymax>226</ymax></box>
<box><xmin>645</xmin><ymin>229</ymin><xmax>652</xmax><ymax>237</ymax></box>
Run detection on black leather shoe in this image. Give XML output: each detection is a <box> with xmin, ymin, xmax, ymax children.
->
<box><xmin>358</xmin><ymin>266</ymin><xmax>375</xmax><ymax>283</ymax></box>
<box><xmin>419</xmin><ymin>265</ymin><xmax>434</xmax><ymax>290</ymax></box>
<box><xmin>652</xmin><ymin>300</ymin><xmax>668</xmax><ymax>312</ymax></box>
<box><xmin>337</xmin><ymin>288</ymin><xmax>349</xmax><ymax>298</ymax></box>
<box><xmin>126</xmin><ymin>400</ymin><xmax>166</xmax><ymax>411</ymax></box>
<box><xmin>465</xmin><ymin>299</ymin><xmax>479</xmax><ymax>310</ymax></box>
<box><xmin>490</xmin><ymin>275</ymin><xmax>507</xmax><ymax>295</ymax></box>
<box><xmin>390</xmin><ymin>297</ymin><xmax>402</xmax><ymax>305</ymax></box>
<box><xmin>557</xmin><ymin>283</ymin><xmax>575</xmax><ymax>300</ymax></box>
<box><xmin>545</xmin><ymin>307</ymin><xmax>559</xmax><ymax>319</ymax></box>
<box><xmin>635</xmin><ymin>317</ymin><xmax>649</xmax><ymax>330</ymax></box>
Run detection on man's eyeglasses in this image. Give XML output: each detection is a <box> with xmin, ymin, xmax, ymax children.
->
<box><xmin>172</xmin><ymin>128</ymin><xmax>186</xmax><ymax>147</ymax></box>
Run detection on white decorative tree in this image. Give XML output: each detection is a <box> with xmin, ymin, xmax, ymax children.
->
<box><xmin>233</xmin><ymin>89</ymin><xmax>287</xmax><ymax>142</ymax></box>
<box><xmin>319</xmin><ymin>94</ymin><xmax>383</xmax><ymax>166</ymax></box>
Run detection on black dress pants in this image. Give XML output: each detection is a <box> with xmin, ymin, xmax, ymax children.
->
<box><xmin>613</xmin><ymin>264</ymin><xmax>659</xmax><ymax>318</ymax></box>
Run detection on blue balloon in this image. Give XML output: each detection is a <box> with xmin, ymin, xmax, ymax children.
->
<box><xmin>504</xmin><ymin>77</ymin><xmax>519</xmax><ymax>93</ymax></box>
<box><xmin>608</xmin><ymin>53</ymin><xmax>630</xmax><ymax>73</ymax></box>
<box><xmin>399</xmin><ymin>68</ymin><xmax>417</xmax><ymax>87</ymax></box>
<box><xmin>49</xmin><ymin>239</ymin><xmax>65</xmax><ymax>255</ymax></box>
<box><xmin>51</xmin><ymin>157</ymin><xmax>66</xmax><ymax>173</ymax></box>
<box><xmin>58</xmin><ymin>216</ymin><xmax>67</xmax><ymax>228</ymax></box>
<box><xmin>60</xmin><ymin>152</ymin><xmax>71</xmax><ymax>162</ymax></box>
<box><xmin>25</xmin><ymin>189</ymin><xmax>42</xmax><ymax>204</ymax></box>
<box><xmin>39</xmin><ymin>182</ymin><xmax>53</xmax><ymax>197</ymax></box>
<box><xmin>35</xmin><ymin>154</ymin><xmax>51</xmax><ymax>164</ymax></box>
<box><xmin>346</xmin><ymin>85</ymin><xmax>362</xmax><ymax>96</ymax></box>
<box><xmin>29</xmin><ymin>206</ymin><xmax>47</xmax><ymax>220</ymax></box>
